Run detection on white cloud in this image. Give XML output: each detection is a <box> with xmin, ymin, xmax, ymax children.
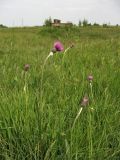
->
<box><xmin>0</xmin><ymin>0</ymin><xmax>120</xmax><ymax>26</ymax></box>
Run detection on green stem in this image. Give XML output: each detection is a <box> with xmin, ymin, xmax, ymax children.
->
<box><xmin>88</xmin><ymin>108</ymin><xmax>93</xmax><ymax>159</ymax></box>
<box><xmin>72</xmin><ymin>107</ymin><xmax>83</xmax><ymax>131</ymax></box>
<box><xmin>63</xmin><ymin>47</ymin><xmax>71</xmax><ymax>54</ymax></box>
<box><xmin>24</xmin><ymin>73</ymin><xmax>28</xmax><ymax>117</ymax></box>
<box><xmin>70</xmin><ymin>107</ymin><xmax>83</xmax><ymax>159</ymax></box>
<box><xmin>40</xmin><ymin>53</ymin><xmax>52</xmax><ymax>141</ymax></box>
<box><xmin>90</xmin><ymin>82</ymin><xmax>95</xmax><ymax>104</ymax></box>
<box><xmin>40</xmin><ymin>53</ymin><xmax>52</xmax><ymax>112</ymax></box>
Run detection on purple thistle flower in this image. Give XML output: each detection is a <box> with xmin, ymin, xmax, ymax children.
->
<box><xmin>81</xmin><ymin>96</ymin><xmax>89</xmax><ymax>107</ymax></box>
<box><xmin>53</xmin><ymin>41</ymin><xmax>64</xmax><ymax>52</ymax></box>
<box><xmin>24</xmin><ymin>64</ymin><xmax>30</xmax><ymax>71</ymax></box>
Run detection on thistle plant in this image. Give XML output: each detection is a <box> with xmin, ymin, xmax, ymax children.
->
<box><xmin>40</xmin><ymin>41</ymin><xmax>64</xmax><ymax>111</ymax></box>
<box><xmin>23</xmin><ymin>64</ymin><xmax>30</xmax><ymax>116</ymax></box>
<box><xmin>87</xmin><ymin>75</ymin><xmax>95</xmax><ymax>105</ymax></box>
<box><xmin>70</xmin><ymin>95</ymin><xmax>89</xmax><ymax>157</ymax></box>
<box><xmin>23</xmin><ymin>64</ymin><xmax>30</xmax><ymax>93</ymax></box>
<box><xmin>72</xmin><ymin>95</ymin><xmax>89</xmax><ymax>130</ymax></box>
<box><xmin>39</xmin><ymin>41</ymin><xmax>65</xmax><ymax>148</ymax></box>
<box><xmin>40</xmin><ymin>41</ymin><xmax>74</xmax><ymax>107</ymax></box>
<box><xmin>87</xmin><ymin>75</ymin><xmax>95</xmax><ymax>159</ymax></box>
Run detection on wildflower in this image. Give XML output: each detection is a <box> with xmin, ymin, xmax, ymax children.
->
<box><xmin>88</xmin><ymin>75</ymin><xmax>93</xmax><ymax>82</ymax></box>
<box><xmin>24</xmin><ymin>64</ymin><xmax>30</xmax><ymax>71</ymax></box>
<box><xmin>49</xmin><ymin>41</ymin><xmax>64</xmax><ymax>57</ymax></box>
<box><xmin>53</xmin><ymin>41</ymin><xmax>64</xmax><ymax>52</ymax></box>
<box><xmin>81</xmin><ymin>96</ymin><xmax>89</xmax><ymax>107</ymax></box>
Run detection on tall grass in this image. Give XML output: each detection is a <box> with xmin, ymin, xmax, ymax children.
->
<box><xmin>0</xmin><ymin>26</ymin><xmax>120</xmax><ymax>159</ymax></box>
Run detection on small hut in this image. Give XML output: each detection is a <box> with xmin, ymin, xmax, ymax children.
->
<box><xmin>52</xmin><ymin>19</ymin><xmax>73</xmax><ymax>27</ymax></box>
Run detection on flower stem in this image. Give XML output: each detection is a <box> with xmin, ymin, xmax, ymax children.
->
<box><xmin>40</xmin><ymin>52</ymin><xmax>53</xmax><ymax>111</ymax></box>
<box><xmin>63</xmin><ymin>47</ymin><xmax>71</xmax><ymax>54</ymax></box>
<box><xmin>88</xmin><ymin>108</ymin><xmax>93</xmax><ymax>159</ymax></box>
<box><xmin>90</xmin><ymin>82</ymin><xmax>95</xmax><ymax>105</ymax></box>
<box><xmin>72</xmin><ymin>107</ymin><xmax>83</xmax><ymax>131</ymax></box>
<box><xmin>24</xmin><ymin>73</ymin><xmax>28</xmax><ymax>118</ymax></box>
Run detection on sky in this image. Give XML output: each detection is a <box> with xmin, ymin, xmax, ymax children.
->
<box><xmin>0</xmin><ymin>0</ymin><xmax>120</xmax><ymax>27</ymax></box>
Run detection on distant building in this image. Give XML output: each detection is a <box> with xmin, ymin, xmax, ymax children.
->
<box><xmin>52</xmin><ymin>19</ymin><xmax>61</xmax><ymax>27</ymax></box>
<box><xmin>52</xmin><ymin>19</ymin><xmax>73</xmax><ymax>27</ymax></box>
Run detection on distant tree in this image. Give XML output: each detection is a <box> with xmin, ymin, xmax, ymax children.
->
<box><xmin>78</xmin><ymin>20</ymin><xmax>82</xmax><ymax>27</ymax></box>
<box><xmin>103</xmin><ymin>23</ymin><xmax>108</xmax><ymax>27</ymax></box>
<box><xmin>82</xmin><ymin>19</ymin><xmax>88</xmax><ymax>27</ymax></box>
<box><xmin>87</xmin><ymin>23</ymin><xmax>92</xmax><ymax>26</ymax></box>
<box><xmin>44</xmin><ymin>17</ymin><xmax>52</xmax><ymax>26</ymax></box>
<box><xmin>93</xmin><ymin>23</ymin><xmax>100</xmax><ymax>26</ymax></box>
<box><xmin>0</xmin><ymin>24</ymin><xmax>7</xmax><ymax>28</ymax></box>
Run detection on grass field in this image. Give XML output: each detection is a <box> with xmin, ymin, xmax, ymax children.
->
<box><xmin>0</xmin><ymin>26</ymin><xmax>120</xmax><ymax>160</ymax></box>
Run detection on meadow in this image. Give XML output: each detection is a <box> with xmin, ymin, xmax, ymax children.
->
<box><xmin>0</xmin><ymin>26</ymin><xmax>120</xmax><ymax>160</ymax></box>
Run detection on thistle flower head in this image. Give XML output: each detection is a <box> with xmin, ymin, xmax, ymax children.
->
<box><xmin>81</xmin><ymin>96</ymin><xmax>89</xmax><ymax>107</ymax></box>
<box><xmin>88</xmin><ymin>75</ymin><xmax>93</xmax><ymax>82</ymax></box>
<box><xmin>24</xmin><ymin>64</ymin><xmax>30</xmax><ymax>71</ymax></box>
<box><xmin>53</xmin><ymin>41</ymin><xmax>64</xmax><ymax>52</ymax></box>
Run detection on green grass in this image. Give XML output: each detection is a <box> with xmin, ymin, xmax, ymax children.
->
<box><xmin>0</xmin><ymin>26</ymin><xmax>120</xmax><ymax>160</ymax></box>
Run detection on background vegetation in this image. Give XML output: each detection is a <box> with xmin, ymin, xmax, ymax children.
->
<box><xmin>0</xmin><ymin>26</ymin><xmax>120</xmax><ymax>160</ymax></box>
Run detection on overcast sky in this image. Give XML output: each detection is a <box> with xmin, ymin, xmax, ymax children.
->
<box><xmin>0</xmin><ymin>0</ymin><xmax>120</xmax><ymax>26</ymax></box>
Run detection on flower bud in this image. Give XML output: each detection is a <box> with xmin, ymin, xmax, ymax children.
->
<box><xmin>88</xmin><ymin>75</ymin><xmax>93</xmax><ymax>82</ymax></box>
<box><xmin>81</xmin><ymin>96</ymin><xmax>89</xmax><ymax>107</ymax></box>
<box><xmin>24</xmin><ymin>64</ymin><xmax>30</xmax><ymax>71</ymax></box>
<box><xmin>70</xmin><ymin>43</ymin><xmax>74</xmax><ymax>48</ymax></box>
